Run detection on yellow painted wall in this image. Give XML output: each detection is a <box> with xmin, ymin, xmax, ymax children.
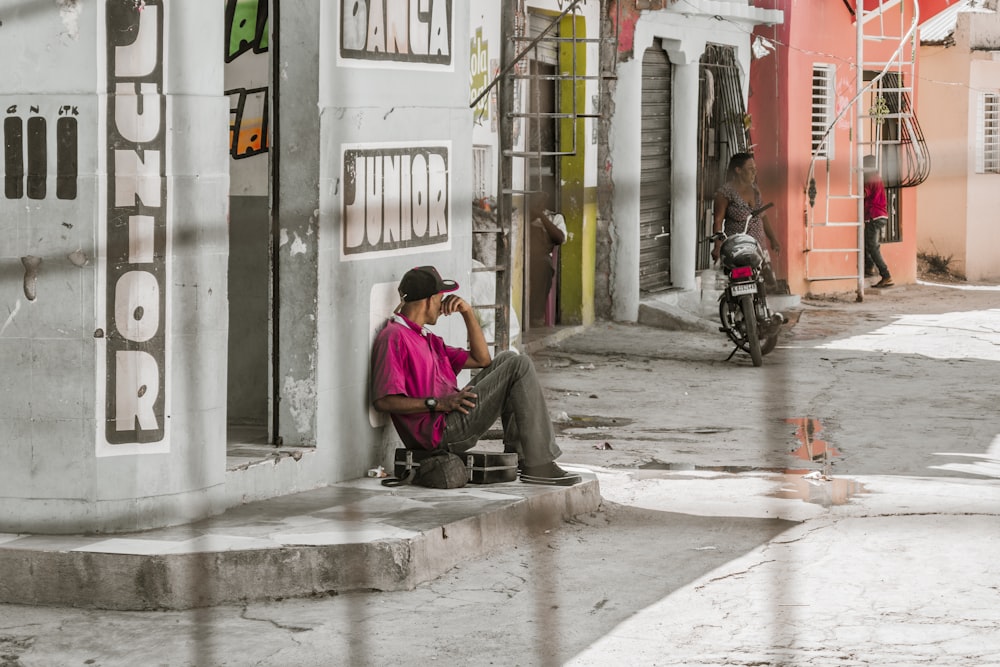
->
<box><xmin>558</xmin><ymin>14</ymin><xmax>595</xmax><ymax>325</ymax></box>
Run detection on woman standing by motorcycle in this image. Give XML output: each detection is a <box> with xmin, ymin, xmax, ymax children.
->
<box><xmin>711</xmin><ymin>152</ymin><xmax>781</xmax><ymax>269</ymax></box>
<box><xmin>708</xmin><ymin>152</ymin><xmax>786</xmax><ymax>367</ymax></box>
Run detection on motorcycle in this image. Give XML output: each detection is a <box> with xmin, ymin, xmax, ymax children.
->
<box><xmin>709</xmin><ymin>202</ymin><xmax>786</xmax><ymax>367</ymax></box>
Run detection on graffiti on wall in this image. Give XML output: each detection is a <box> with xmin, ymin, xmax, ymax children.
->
<box><xmin>228</xmin><ymin>85</ymin><xmax>268</xmax><ymax>160</ymax></box>
<box><xmin>225</xmin><ymin>0</ymin><xmax>269</xmax><ymax>161</ymax></box>
<box><xmin>226</xmin><ymin>0</ymin><xmax>268</xmax><ymax>62</ymax></box>
<box><xmin>470</xmin><ymin>27</ymin><xmax>489</xmax><ymax>124</ymax></box>
<box><xmin>3</xmin><ymin>104</ymin><xmax>79</xmax><ymax>200</ymax></box>
<box><xmin>340</xmin><ymin>0</ymin><xmax>453</xmax><ymax>67</ymax></box>
<box><xmin>342</xmin><ymin>142</ymin><xmax>451</xmax><ymax>259</ymax></box>
<box><xmin>99</xmin><ymin>0</ymin><xmax>169</xmax><ymax>451</ymax></box>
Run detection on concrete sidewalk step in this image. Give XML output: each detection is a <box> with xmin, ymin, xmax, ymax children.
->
<box><xmin>0</xmin><ymin>474</ymin><xmax>600</xmax><ymax>611</ymax></box>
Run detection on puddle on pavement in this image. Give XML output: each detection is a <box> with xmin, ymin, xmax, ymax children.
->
<box><xmin>772</xmin><ymin>475</ymin><xmax>867</xmax><ymax>507</ymax></box>
<box><xmin>777</xmin><ymin>417</ymin><xmax>865</xmax><ymax>506</ymax></box>
<box><xmin>554</xmin><ymin>415</ymin><xmax>633</xmax><ymax>437</ymax></box>
<box><xmin>565</xmin><ymin>430</ymin><xmax>620</xmax><ymax>440</ymax></box>
<box><xmin>639</xmin><ymin>426</ymin><xmax>735</xmax><ymax>435</ymax></box>
<box><xmin>786</xmin><ymin>417</ymin><xmax>840</xmax><ymax>471</ymax></box>
<box><xmin>636</xmin><ymin>460</ymin><xmax>782</xmax><ymax>474</ymax></box>
<box><xmin>564</xmin><ymin>415</ymin><xmax>633</xmax><ymax>426</ymax></box>
<box><xmin>630</xmin><ymin>417</ymin><xmax>867</xmax><ymax>506</ymax></box>
<box><xmin>632</xmin><ymin>461</ymin><xmax>868</xmax><ymax>506</ymax></box>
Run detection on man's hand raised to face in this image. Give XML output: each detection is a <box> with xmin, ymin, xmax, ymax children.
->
<box><xmin>440</xmin><ymin>294</ymin><xmax>471</xmax><ymax>317</ymax></box>
<box><xmin>439</xmin><ymin>293</ymin><xmax>491</xmax><ymax>370</ymax></box>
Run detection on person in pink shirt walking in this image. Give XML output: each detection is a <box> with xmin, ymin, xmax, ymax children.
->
<box><xmin>371</xmin><ymin>266</ymin><xmax>581</xmax><ymax>486</ymax></box>
<box><xmin>863</xmin><ymin>156</ymin><xmax>893</xmax><ymax>288</ymax></box>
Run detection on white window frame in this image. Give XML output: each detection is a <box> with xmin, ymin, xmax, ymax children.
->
<box><xmin>975</xmin><ymin>91</ymin><xmax>1000</xmax><ymax>174</ymax></box>
<box><xmin>811</xmin><ymin>64</ymin><xmax>836</xmax><ymax>160</ymax></box>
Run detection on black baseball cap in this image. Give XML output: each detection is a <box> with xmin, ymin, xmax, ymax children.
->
<box><xmin>398</xmin><ymin>266</ymin><xmax>459</xmax><ymax>302</ymax></box>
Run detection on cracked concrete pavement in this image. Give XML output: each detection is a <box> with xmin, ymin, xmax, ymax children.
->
<box><xmin>1</xmin><ymin>281</ymin><xmax>999</xmax><ymax>666</ymax></box>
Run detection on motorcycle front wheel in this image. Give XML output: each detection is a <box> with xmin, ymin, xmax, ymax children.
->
<box><xmin>740</xmin><ymin>295</ymin><xmax>763</xmax><ymax>366</ymax></box>
<box><xmin>758</xmin><ymin>293</ymin><xmax>780</xmax><ymax>356</ymax></box>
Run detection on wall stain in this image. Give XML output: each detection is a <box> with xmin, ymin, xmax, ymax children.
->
<box><xmin>282</xmin><ymin>374</ymin><xmax>316</xmax><ymax>440</ymax></box>
<box><xmin>67</xmin><ymin>249</ymin><xmax>88</xmax><ymax>267</ymax></box>
<box><xmin>20</xmin><ymin>256</ymin><xmax>41</xmax><ymax>301</ymax></box>
<box><xmin>289</xmin><ymin>232</ymin><xmax>307</xmax><ymax>256</ymax></box>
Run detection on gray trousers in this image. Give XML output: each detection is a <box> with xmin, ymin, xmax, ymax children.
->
<box><xmin>865</xmin><ymin>218</ymin><xmax>890</xmax><ymax>280</ymax></box>
<box><xmin>441</xmin><ymin>351</ymin><xmax>561</xmax><ymax>468</ymax></box>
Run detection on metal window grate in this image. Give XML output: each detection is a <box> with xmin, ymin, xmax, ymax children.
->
<box><xmin>811</xmin><ymin>64</ymin><xmax>836</xmax><ymax>160</ymax></box>
<box><xmin>696</xmin><ymin>44</ymin><xmax>750</xmax><ymax>272</ymax></box>
<box><xmin>978</xmin><ymin>92</ymin><xmax>1000</xmax><ymax>174</ymax></box>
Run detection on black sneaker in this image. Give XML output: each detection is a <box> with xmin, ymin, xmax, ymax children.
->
<box><xmin>519</xmin><ymin>462</ymin><xmax>582</xmax><ymax>486</ymax></box>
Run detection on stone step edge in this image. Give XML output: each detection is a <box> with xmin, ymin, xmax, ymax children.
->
<box><xmin>0</xmin><ymin>479</ymin><xmax>601</xmax><ymax>611</ymax></box>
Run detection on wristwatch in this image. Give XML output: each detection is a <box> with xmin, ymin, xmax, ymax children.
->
<box><xmin>424</xmin><ymin>397</ymin><xmax>438</xmax><ymax>412</ymax></box>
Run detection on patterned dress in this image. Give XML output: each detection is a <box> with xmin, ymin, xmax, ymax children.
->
<box><xmin>717</xmin><ymin>182</ymin><xmax>765</xmax><ymax>247</ymax></box>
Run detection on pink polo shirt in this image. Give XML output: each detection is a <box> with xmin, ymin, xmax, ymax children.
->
<box><xmin>864</xmin><ymin>178</ymin><xmax>888</xmax><ymax>221</ymax></box>
<box><xmin>371</xmin><ymin>314</ymin><xmax>469</xmax><ymax>450</ymax></box>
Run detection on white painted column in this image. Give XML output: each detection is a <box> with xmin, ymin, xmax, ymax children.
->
<box><xmin>669</xmin><ymin>58</ymin><xmax>700</xmax><ymax>292</ymax></box>
<box><xmin>0</xmin><ymin>2</ymin><xmax>230</xmax><ymax>534</ymax></box>
<box><xmin>610</xmin><ymin>58</ymin><xmax>643</xmax><ymax>322</ymax></box>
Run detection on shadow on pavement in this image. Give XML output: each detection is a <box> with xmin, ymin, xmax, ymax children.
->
<box><xmin>0</xmin><ymin>502</ymin><xmax>794</xmax><ymax>667</ymax></box>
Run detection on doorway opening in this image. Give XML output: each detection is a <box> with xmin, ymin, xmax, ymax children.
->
<box><xmin>524</xmin><ymin>13</ymin><xmax>562</xmax><ymax>330</ymax></box>
<box><xmin>225</xmin><ymin>0</ymin><xmax>273</xmax><ymax>463</ymax></box>
<box><xmin>639</xmin><ymin>41</ymin><xmax>672</xmax><ymax>292</ymax></box>
<box><xmin>696</xmin><ymin>44</ymin><xmax>751</xmax><ymax>271</ymax></box>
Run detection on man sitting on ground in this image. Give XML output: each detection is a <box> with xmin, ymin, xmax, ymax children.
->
<box><xmin>371</xmin><ymin>266</ymin><xmax>581</xmax><ymax>486</ymax></box>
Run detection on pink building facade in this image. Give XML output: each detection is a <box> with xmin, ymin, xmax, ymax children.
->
<box><xmin>747</xmin><ymin>1</ymin><xmax>951</xmax><ymax>297</ymax></box>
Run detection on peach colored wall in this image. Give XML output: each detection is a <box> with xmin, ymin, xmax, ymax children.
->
<box><xmin>917</xmin><ymin>44</ymin><xmax>971</xmax><ymax>277</ymax></box>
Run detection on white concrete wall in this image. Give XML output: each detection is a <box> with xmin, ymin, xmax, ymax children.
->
<box><xmin>470</xmin><ymin>2</ymin><xmax>502</xmax><ymax>194</ymax></box>
<box><xmin>0</xmin><ymin>2</ymin><xmax>230</xmax><ymax>533</ymax></box>
<box><xmin>610</xmin><ymin>52</ymin><xmax>644</xmax><ymax>322</ymax></box>
<box><xmin>967</xmin><ymin>55</ymin><xmax>1000</xmax><ymax>281</ymax></box>
<box><xmin>314</xmin><ymin>1</ymin><xmax>475</xmax><ymax>480</ymax></box>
